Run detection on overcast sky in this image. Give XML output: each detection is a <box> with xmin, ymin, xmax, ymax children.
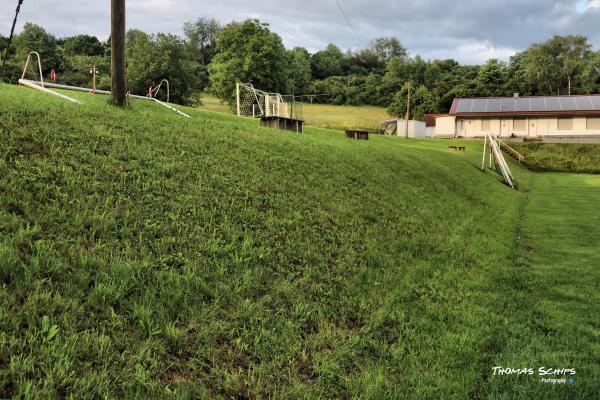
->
<box><xmin>1</xmin><ymin>0</ymin><xmax>600</xmax><ymax>64</ymax></box>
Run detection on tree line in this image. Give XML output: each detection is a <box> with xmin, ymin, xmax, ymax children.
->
<box><xmin>2</xmin><ymin>19</ymin><xmax>600</xmax><ymax>119</ymax></box>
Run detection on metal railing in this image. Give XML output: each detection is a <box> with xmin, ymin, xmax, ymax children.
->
<box><xmin>497</xmin><ymin>139</ymin><xmax>525</xmax><ymax>163</ymax></box>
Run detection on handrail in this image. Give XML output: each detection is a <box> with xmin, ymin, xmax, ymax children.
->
<box><xmin>498</xmin><ymin>139</ymin><xmax>525</xmax><ymax>163</ymax></box>
<box><xmin>150</xmin><ymin>79</ymin><xmax>170</xmax><ymax>103</ymax></box>
<box><xmin>21</xmin><ymin>51</ymin><xmax>44</xmax><ymax>86</ymax></box>
<box><xmin>486</xmin><ymin>135</ymin><xmax>515</xmax><ymax>188</ymax></box>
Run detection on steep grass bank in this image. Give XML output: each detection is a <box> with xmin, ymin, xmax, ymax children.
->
<box><xmin>1</xmin><ymin>83</ymin><xmax>596</xmax><ymax>399</ymax></box>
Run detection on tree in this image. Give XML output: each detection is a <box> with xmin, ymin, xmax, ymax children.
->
<box><xmin>557</xmin><ymin>35</ymin><xmax>591</xmax><ymax>95</ymax></box>
<box><xmin>311</xmin><ymin>44</ymin><xmax>344</xmax><ymax>79</ymax></box>
<box><xmin>526</xmin><ymin>35</ymin><xmax>592</xmax><ymax>95</ymax></box>
<box><xmin>126</xmin><ymin>29</ymin><xmax>147</xmax><ymax>49</ymax></box>
<box><xmin>63</xmin><ymin>34</ymin><xmax>104</xmax><ymax>56</ymax></box>
<box><xmin>506</xmin><ymin>51</ymin><xmax>535</xmax><ymax>96</ymax></box>
<box><xmin>388</xmin><ymin>83</ymin><xmax>437</xmax><ymax>120</ymax></box>
<box><xmin>287</xmin><ymin>47</ymin><xmax>312</xmax><ymax>95</ymax></box>
<box><xmin>14</xmin><ymin>23</ymin><xmax>60</xmax><ymax>73</ymax></box>
<box><xmin>183</xmin><ymin>17</ymin><xmax>221</xmax><ymax>65</ymax></box>
<box><xmin>475</xmin><ymin>59</ymin><xmax>508</xmax><ymax>97</ymax></box>
<box><xmin>582</xmin><ymin>51</ymin><xmax>600</xmax><ymax>93</ymax></box>
<box><xmin>208</xmin><ymin>19</ymin><xmax>289</xmax><ymax>105</ymax></box>
<box><xmin>127</xmin><ymin>31</ymin><xmax>198</xmax><ymax>104</ymax></box>
<box><xmin>0</xmin><ymin>35</ymin><xmax>8</xmax><ymax>54</ymax></box>
<box><xmin>373</xmin><ymin>37</ymin><xmax>408</xmax><ymax>64</ymax></box>
<box><xmin>381</xmin><ymin>56</ymin><xmax>411</xmax><ymax>99</ymax></box>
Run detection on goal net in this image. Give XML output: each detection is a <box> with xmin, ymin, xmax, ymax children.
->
<box><xmin>236</xmin><ymin>83</ymin><xmax>302</xmax><ymax>120</ymax></box>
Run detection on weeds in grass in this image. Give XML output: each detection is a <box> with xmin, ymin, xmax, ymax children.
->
<box><xmin>0</xmin><ymin>83</ymin><xmax>597</xmax><ymax>398</ymax></box>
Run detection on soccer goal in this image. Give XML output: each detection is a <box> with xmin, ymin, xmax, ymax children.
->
<box><xmin>236</xmin><ymin>83</ymin><xmax>302</xmax><ymax>120</ymax></box>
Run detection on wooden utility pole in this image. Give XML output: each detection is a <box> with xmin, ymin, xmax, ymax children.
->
<box><xmin>404</xmin><ymin>82</ymin><xmax>411</xmax><ymax>139</ymax></box>
<box><xmin>111</xmin><ymin>0</ymin><xmax>126</xmax><ymax>106</ymax></box>
<box><xmin>236</xmin><ymin>83</ymin><xmax>241</xmax><ymax>116</ymax></box>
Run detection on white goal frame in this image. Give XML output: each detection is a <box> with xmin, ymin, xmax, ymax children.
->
<box><xmin>236</xmin><ymin>82</ymin><xmax>291</xmax><ymax>119</ymax></box>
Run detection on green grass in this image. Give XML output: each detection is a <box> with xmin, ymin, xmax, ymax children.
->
<box><xmin>299</xmin><ymin>102</ymin><xmax>390</xmax><ymax>132</ymax></box>
<box><xmin>510</xmin><ymin>142</ymin><xmax>600</xmax><ymax>174</ymax></box>
<box><xmin>197</xmin><ymin>93</ymin><xmax>232</xmax><ymax>114</ymax></box>
<box><xmin>0</xmin><ymin>83</ymin><xmax>598</xmax><ymax>399</ymax></box>
<box><xmin>198</xmin><ymin>94</ymin><xmax>391</xmax><ymax>131</ymax></box>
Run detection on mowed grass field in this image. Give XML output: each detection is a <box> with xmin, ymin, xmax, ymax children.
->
<box><xmin>199</xmin><ymin>94</ymin><xmax>390</xmax><ymax>131</ymax></box>
<box><xmin>1</xmin><ymin>83</ymin><xmax>598</xmax><ymax>399</ymax></box>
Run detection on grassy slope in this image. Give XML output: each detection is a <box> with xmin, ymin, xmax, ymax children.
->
<box><xmin>199</xmin><ymin>94</ymin><xmax>390</xmax><ymax>131</ymax></box>
<box><xmin>511</xmin><ymin>142</ymin><xmax>600</xmax><ymax>174</ymax></box>
<box><xmin>0</xmin><ymin>83</ymin><xmax>597</xmax><ymax>399</ymax></box>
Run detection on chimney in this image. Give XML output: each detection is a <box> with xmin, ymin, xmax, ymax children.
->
<box><xmin>514</xmin><ymin>93</ymin><xmax>520</xmax><ymax>98</ymax></box>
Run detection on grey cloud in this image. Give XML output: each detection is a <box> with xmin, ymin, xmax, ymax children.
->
<box><xmin>1</xmin><ymin>0</ymin><xmax>599</xmax><ymax>64</ymax></box>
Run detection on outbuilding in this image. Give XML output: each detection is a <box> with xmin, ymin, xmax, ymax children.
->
<box><xmin>427</xmin><ymin>94</ymin><xmax>600</xmax><ymax>140</ymax></box>
<box><xmin>380</xmin><ymin>118</ymin><xmax>428</xmax><ymax>138</ymax></box>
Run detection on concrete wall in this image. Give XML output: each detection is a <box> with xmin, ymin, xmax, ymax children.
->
<box><xmin>453</xmin><ymin>116</ymin><xmax>600</xmax><ymax>138</ymax></box>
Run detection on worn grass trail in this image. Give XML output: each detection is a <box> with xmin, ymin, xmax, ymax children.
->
<box><xmin>486</xmin><ymin>172</ymin><xmax>600</xmax><ymax>398</ymax></box>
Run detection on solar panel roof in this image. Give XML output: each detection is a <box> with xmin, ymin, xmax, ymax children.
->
<box><xmin>452</xmin><ymin>96</ymin><xmax>600</xmax><ymax>114</ymax></box>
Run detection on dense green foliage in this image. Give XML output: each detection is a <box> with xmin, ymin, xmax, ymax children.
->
<box><xmin>511</xmin><ymin>143</ymin><xmax>600</xmax><ymax>174</ymax></box>
<box><xmin>388</xmin><ymin>82</ymin><xmax>437</xmax><ymax>121</ymax></box>
<box><xmin>13</xmin><ymin>23</ymin><xmax>61</xmax><ymax>74</ymax></box>
<box><xmin>126</xmin><ymin>32</ymin><xmax>199</xmax><ymax>104</ymax></box>
<box><xmin>208</xmin><ymin>20</ymin><xmax>289</xmax><ymax>104</ymax></box>
<box><xmin>63</xmin><ymin>35</ymin><xmax>105</xmax><ymax>57</ymax></box>
<box><xmin>2</xmin><ymin>19</ymin><xmax>600</xmax><ymax>111</ymax></box>
<box><xmin>1</xmin><ymin>83</ymin><xmax>598</xmax><ymax>399</ymax></box>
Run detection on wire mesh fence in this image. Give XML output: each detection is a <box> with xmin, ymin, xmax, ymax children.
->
<box><xmin>237</xmin><ymin>83</ymin><xmax>303</xmax><ymax>120</ymax></box>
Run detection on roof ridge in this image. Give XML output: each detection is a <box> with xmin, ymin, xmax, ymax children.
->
<box><xmin>455</xmin><ymin>94</ymin><xmax>600</xmax><ymax>100</ymax></box>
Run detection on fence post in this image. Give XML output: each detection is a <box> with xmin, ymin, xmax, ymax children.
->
<box><xmin>236</xmin><ymin>83</ymin><xmax>241</xmax><ymax>116</ymax></box>
<box><xmin>265</xmin><ymin>95</ymin><xmax>270</xmax><ymax>117</ymax></box>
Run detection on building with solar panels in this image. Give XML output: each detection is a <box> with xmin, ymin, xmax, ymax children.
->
<box><xmin>428</xmin><ymin>94</ymin><xmax>600</xmax><ymax>140</ymax></box>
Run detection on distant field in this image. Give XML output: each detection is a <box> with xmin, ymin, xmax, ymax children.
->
<box><xmin>511</xmin><ymin>142</ymin><xmax>600</xmax><ymax>174</ymax></box>
<box><xmin>299</xmin><ymin>103</ymin><xmax>391</xmax><ymax>131</ymax></box>
<box><xmin>198</xmin><ymin>94</ymin><xmax>391</xmax><ymax>131</ymax></box>
<box><xmin>198</xmin><ymin>94</ymin><xmax>232</xmax><ymax>114</ymax></box>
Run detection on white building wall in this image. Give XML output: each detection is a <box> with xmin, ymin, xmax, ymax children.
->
<box><xmin>453</xmin><ymin>116</ymin><xmax>600</xmax><ymax>138</ymax></box>
<box><xmin>396</xmin><ymin>119</ymin><xmax>428</xmax><ymax>138</ymax></box>
<box><xmin>433</xmin><ymin>116</ymin><xmax>456</xmax><ymax>137</ymax></box>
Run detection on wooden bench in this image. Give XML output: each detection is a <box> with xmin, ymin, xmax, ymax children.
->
<box><xmin>345</xmin><ymin>130</ymin><xmax>369</xmax><ymax>140</ymax></box>
<box><xmin>449</xmin><ymin>146</ymin><xmax>465</xmax><ymax>152</ymax></box>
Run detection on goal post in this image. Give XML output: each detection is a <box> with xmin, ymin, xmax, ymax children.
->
<box><xmin>236</xmin><ymin>83</ymin><xmax>301</xmax><ymax>120</ymax></box>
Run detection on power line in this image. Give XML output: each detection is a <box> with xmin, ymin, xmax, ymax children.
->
<box><xmin>334</xmin><ymin>0</ymin><xmax>362</xmax><ymax>47</ymax></box>
<box><xmin>1</xmin><ymin>0</ymin><xmax>24</xmax><ymax>78</ymax></box>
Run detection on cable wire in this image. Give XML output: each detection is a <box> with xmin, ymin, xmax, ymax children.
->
<box><xmin>1</xmin><ymin>0</ymin><xmax>24</xmax><ymax>78</ymax></box>
<box><xmin>334</xmin><ymin>0</ymin><xmax>362</xmax><ymax>46</ymax></box>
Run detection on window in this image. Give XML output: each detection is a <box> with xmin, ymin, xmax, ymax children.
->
<box><xmin>513</xmin><ymin>118</ymin><xmax>527</xmax><ymax>131</ymax></box>
<box><xmin>587</xmin><ymin>117</ymin><xmax>600</xmax><ymax>130</ymax></box>
<box><xmin>481</xmin><ymin>119</ymin><xmax>491</xmax><ymax>131</ymax></box>
<box><xmin>557</xmin><ymin>117</ymin><xmax>573</xmax><ymax>130</ymax></box>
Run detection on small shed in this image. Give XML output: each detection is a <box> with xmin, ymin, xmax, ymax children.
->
<box><xmin>345</xmin><ymin>130</ymin><xmax>369</xmax><ymax>140</ymax></box>
<box><xmin>380</xmin><ymin>119</ymin><xmax>428</xmax><ymax>138</ymax></box>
